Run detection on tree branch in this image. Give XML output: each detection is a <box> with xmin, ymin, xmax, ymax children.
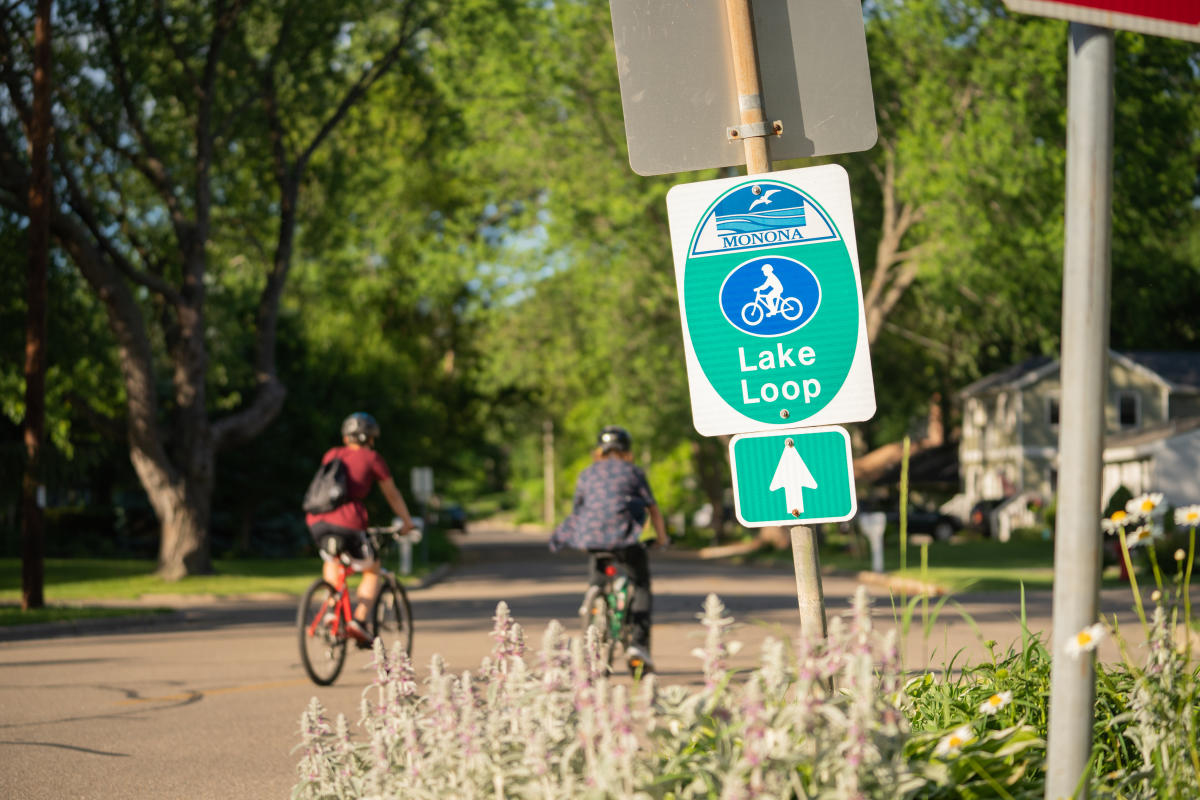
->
<box><xmin>51</xmin><ymin>139</ymin><xmax>185</xmax><ymax>304</ymax></box>
<box><xmin>297</xmin><ymin>9</ymin><xmax>428</xmax><ymax>172</ymax></box>
<box><xmin>95</xmin><ymin>0</ymin><xmax>185</xmax><ymax>228</ymax></box>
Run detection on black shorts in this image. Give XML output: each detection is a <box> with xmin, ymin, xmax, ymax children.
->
<box><xmin>309</xmin><ymin>522</ymin><xmax>375</xmax><ymax>561</ymax></box>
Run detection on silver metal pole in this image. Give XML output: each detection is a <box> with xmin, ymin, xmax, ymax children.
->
<box><xmin>543</xmin><ymin>420</ymin><xmax>555</xmax><ymax>527</ymax></box>
<box><xmin>790</xmin><ymin>526</ymin><xmax>828</xmax><ymax>639</ymax></box>
<box><xmin>1045</xmin><ymin>23</ymin><xmax>1113</xmax><ymax>800</ymax></box>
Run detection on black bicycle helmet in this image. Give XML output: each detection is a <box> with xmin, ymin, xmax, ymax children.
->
<box><xmin>341</xmin><ymin>412</ymin><xmax>380</xmax><ymax>444</ymax></box>
<box><xmin>596</xmin><ymin>425</ymin><xmax>632</xmax><ymax>454</ymax></box>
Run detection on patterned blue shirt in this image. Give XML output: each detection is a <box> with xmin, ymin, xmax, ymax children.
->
<box><xmin>549</xmin><ymin>458</ymin><xmax>657</xmax><ymax>552</ymax></box>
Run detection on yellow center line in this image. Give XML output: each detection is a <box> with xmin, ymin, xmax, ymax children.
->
<box><xmin>116</xmin><ymin>678</ymin><xmax>311</xmax><ymax>705</ymax></box>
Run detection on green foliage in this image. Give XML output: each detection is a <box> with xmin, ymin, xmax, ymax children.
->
<box><xmin>5</xmin><ymin>0</ymin><xmax>1200</xmax><ymax>557</ymax></box>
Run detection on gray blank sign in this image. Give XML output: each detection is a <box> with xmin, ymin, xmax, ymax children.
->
<box><xmin>610</xmin><ymin>0</ymin><xmax>877</xmax><ymax>176</ymax></box>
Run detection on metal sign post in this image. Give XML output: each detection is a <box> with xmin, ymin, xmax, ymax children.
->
<box><xmin>1044</xmin><ymin>23</ymin><xmax>1114</xmax><ymax>800</ymax></box>
<box><xmin>722</xmin><ymin>0</ymin><xmax>825</xmax><ymax>640</ymax></box>
<box><xmin>723</xmin><ymin>0</ymin><xmax>773</xmax><ymax>174</ymax></box>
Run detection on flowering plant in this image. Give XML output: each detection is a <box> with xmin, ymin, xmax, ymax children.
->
<box><xmin>294</xmin><ymin>591</ymin><xmax>1046</xmax><ymax>799</ymax></box>
<box><xmin>293</xmin><ymin>495</ymin><xmax>1197</xmax><ymax>799</ymax></box>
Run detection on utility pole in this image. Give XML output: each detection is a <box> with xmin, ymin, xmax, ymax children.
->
<box><xmin>543</xmin><ymin>419</ymin><xmax>555</xmax><ymax>527</ymax></box>
<box><xmin>22</xmin><ymin>0</ymin><xmax>52</xmax><ymax>611</ymax></box>
<box><xmin>1044</xmin><ymin>23</ymin><xmax>1113</xmax><ymax>800</ymax></box>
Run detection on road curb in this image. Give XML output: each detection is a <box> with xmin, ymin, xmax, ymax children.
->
<box><xmin>0</xmin><ymin>610</ymin><xmax>188</xmax><ymax>643</ymax></box>
<box><xmin>855</xmin><ymin>570</ymin><xmax>947</xmax><ymax>597</ymax></box>
<box><xmin>0</xmin><ymin>562</ymin><xmax>459</xmax><ymax>643</ymax></box>
<box><xmin>411</xmin><ymin>562</ymin><xmax>455</xmax><ymax>590</ymax></box>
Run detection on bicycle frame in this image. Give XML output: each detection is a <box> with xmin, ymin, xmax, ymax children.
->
<box><xmin>586</xmin><ymin>554</ymin><xmax>635</xmax><ymax>644</ymax></box>
<box><xmin>309</xmin><ymin>528</ymin><xmax>396</xmax><ymax>634</ymax></box>
<box><xmin>306</xmin><ymin>558</ymin><xmax>355</xmax><ymax>638</ymax></box>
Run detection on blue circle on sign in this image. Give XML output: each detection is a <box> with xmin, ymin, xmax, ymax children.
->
<box><xmin>718</xmin><ymin>256</ymin><xmax>821</xmax><ymax>337</ymax></box>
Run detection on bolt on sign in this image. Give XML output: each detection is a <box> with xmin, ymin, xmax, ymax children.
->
<box><xmin>666</xmin><ymin>163</ymin><xmax>875</xmax><ymax>436</ymax></box>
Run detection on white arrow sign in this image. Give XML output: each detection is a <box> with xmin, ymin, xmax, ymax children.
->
<box><xmin>769</xmin><ymin>438</ymin><xmax>819</xmax><ymax>516</ymax></box>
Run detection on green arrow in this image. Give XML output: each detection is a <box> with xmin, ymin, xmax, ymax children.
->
<box><xmin>769</xmin><ymin>438</ymin><xmax>818</xmax><ymax>516</ymax></box>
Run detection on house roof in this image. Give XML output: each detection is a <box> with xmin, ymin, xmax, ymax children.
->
<box><xmin>1121</xmin><ymin>352</ymin><xmax>1200</xmax><ymax>391</ymax></box>
<box><xmin>1106</xmin><ymin>414</ymin><xmax>1200</xmax><ymax>449</ymax></box>
<box><xmin>959</xmin><ymin>351</ymin><xmax>1200</xmax><ymax>397</ymax></box>
<box><xmin>959</xmin><ymin>356</ymin><xmax>1053</xmax><ymax>397</ymax></box>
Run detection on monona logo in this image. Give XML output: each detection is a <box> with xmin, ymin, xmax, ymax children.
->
<box><xmin>690</xmin><ymin>181</ymin><xmax>838</xmax><ymax>257</ymax></box>
<box><xmin>719</xmin><ymin>256</ymin><xmax>821</xmax><ymax>337</ymax></box>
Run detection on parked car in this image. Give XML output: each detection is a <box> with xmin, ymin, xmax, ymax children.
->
<box><xmin>883</xmin><ymin>504</ymin><xmax>961</xmax><ymax>542</ymax></box>
<box><xmin>862</xmin><ymin>501</ymin><xmax>961</xmax><ymax>542</ymax></box>
<box><xmin>967</xmin><ymin>498</ymin><xmax>1007</xmax><ymax>538</ymax></box>
<box><xmin>427</xmin><ymin>501</ymin><xmax>468</xmax><ymax>533</ymax></box>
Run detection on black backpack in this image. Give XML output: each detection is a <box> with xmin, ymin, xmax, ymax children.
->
<box><xmin>302</xmin><ymin>458</ymin><xmax>350</xmax><ymax>514</ymax></box>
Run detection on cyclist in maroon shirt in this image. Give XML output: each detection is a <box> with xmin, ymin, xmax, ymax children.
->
<box><xmin>306</xmin><ymin>412</ymin><xmax>415</xmax><ymax>644</ymax></box>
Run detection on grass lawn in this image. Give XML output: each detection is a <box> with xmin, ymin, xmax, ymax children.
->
<box><xmin>0</xmin><ymin>605</ymin><xmax>174</xmax><ymax>627</ymax></box>
<box><xmin>740</xmin><ymin>531</ymin><xmax>1142</xmax><ymax>594</ymax></box>
<box><xmin>0</xmin><ymin>556</ymin><xmax>438</xmax><ymax>605</ymax></box>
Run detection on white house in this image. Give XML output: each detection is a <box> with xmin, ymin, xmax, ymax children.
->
<box><xmin>946</xmin><ymin>351</ymin><xmax>1200</xmax><ymax>538</ymax></box>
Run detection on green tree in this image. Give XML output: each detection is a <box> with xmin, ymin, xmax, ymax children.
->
<box><xmin>0</xmin><ymin>0</ymin><xmax>441</xmax><ymax>577</ymax></box>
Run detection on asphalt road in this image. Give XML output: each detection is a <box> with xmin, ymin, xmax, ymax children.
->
<box><xmin>0</xmin><ymin>525</ymin><xmax>1150</xmax><ymax>799</ymax></box>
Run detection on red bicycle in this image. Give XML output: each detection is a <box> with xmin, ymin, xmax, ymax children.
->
<box><xmin>298</xmin><ymin>522</ymin><xmax>417</xmax><ymax>686</ymax></box>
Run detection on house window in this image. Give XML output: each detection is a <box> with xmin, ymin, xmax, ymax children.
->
<box><xmin>971</xmin><ymin>400</ymin><xmax>986</xmax><ymax>428</ymax></box>
<box><xmin>1117</xmin><ymin>392</ymin><xmax>1140</xmax><ymax>429</ymax></box>
<box><xmin>1046</xmin><ymin>397</ymin><xmax>1060</xmax><ymax>428</ymax></box>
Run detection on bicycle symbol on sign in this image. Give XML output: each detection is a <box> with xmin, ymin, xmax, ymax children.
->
<box><xmin>741</xmin><ymin>262</ymin><xmax>802</xmax><ymax>326</ymax></box>
<box><xmin>742</xmin><ymin>290</ymin><xmax>803</xmax><ymax>326</ymax></box>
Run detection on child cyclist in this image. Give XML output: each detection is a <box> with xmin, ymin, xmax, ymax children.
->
<box><xmin>550</xmin><ymin>425</ymin><xmax>669</xmax><ymax>672</ymax></box>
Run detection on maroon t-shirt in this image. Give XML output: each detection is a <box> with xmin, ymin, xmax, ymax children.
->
<box><xmin>304</xmin><ymin>446</ymin><xmax>392</xmax><ymax>531</ymax></box>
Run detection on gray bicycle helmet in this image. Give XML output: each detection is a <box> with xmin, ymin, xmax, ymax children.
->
<box><xmin>597</xmin><ymin>425</ymin><xmax>632</xmax><ymax>454</ymax></box>
<box><xmin>341</xmin><ymin>412</ymin><xmax>380</xmax><ymax>444</ymax></box>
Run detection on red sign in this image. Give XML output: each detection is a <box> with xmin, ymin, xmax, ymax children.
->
<box><xmin>1004</xmin><ymin>0</ymin><xmax>1200</xmax><ymax>41</ymax></box>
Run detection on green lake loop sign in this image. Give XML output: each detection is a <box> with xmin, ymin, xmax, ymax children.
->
<box><xmin>667</xmin><ymin>164</ymin><xmax>875</xmax><ymax>436</ymax></box>
<box><xmin>729</xmin><ymin>426</ymin><xmax>857</xmax><ymax>528</ymax></box>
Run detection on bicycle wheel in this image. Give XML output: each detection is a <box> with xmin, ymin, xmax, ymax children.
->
<box><xmin>779</xmin><ymin>296</ymin><xmax>803</xmax><ymax>320</ymax></box>
<box><xmin>371</xmin><ymin>577</ymin><xmax>413</xmax><ymax>658</ymax></box>
<box><xmin>579</xmin><ymin>585</ymin><xmax>616</xmax><ymax>672</ymax></box>
<box><xmin>298</xmin><ymin>579</ymin><xmax>348</xmax><ymax>686</ymax></box>
<box><xmin>741</xmin><ymin>301</ymin><xmax>764</xmax><ymax>326</ymax></box>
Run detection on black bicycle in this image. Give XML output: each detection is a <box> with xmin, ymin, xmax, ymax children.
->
<box><xmin>297</xmin><ymin>522</ymin><xmax>417</xmax><ymax>686</ymax></box>
<box><xmin>578</xmin><ymin>548</ymin><xmax>657</xmax><ymax>674</ymax></box>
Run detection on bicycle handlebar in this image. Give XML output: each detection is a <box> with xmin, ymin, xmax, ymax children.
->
<box><xmin>365</xmin><ymin>520</ymin><xmax>423</xmax><ymax>545</ymax></box>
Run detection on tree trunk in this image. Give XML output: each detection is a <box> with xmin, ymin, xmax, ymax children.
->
<box><xmin>131</xmin><ymin>441</ymin><xmax>214</xmax><ymax>579</ymax></box>
<box><xmin>21</xmin><ymin>0</ymin><xmax>52</xmax><ymax>611</ymax></box>
<box><xmin>693</xmin><ymin>437</ymin><xmax>730</xmax><ymax>543</ymax></box>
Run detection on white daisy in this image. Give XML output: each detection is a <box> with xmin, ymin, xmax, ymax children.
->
<box><xmin>1064</xmin><ymin>623</ymin><xmax>1106</xmax><ymax>658</ymax></box>
<box><xmin>934</xmin><ymin>725</ymin><xmax>973</xmax><ymax>757</ymax></box>
<box><xmin>1174</xmin><ymin>505</ymin><xmax>1200</xmax><ymax>528</ymax></box>
<box><xmin>1101</xmin><ymin>509</ymin><xmax>1132</xmax><ymax>533</ymax></box>
<box><xmin>1126</xmin><ymin>492</ymin><xmax>1163</xmax><ymax>517</ymax></box>
<box><xmin>979</xmin><ymin>691</ymin><xmax>1012</xmax><ymax>715</ymax></box>
<box><xmin>1125</xmin><ymin>523</ymin><xmax>1161</xmax><ymax>549</ymax></box>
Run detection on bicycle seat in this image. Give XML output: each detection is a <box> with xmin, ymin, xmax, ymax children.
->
<box><xmin>317</xmin><ymin>538</ymin><xmax>373</xmax><ymax>572</ymax></box>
